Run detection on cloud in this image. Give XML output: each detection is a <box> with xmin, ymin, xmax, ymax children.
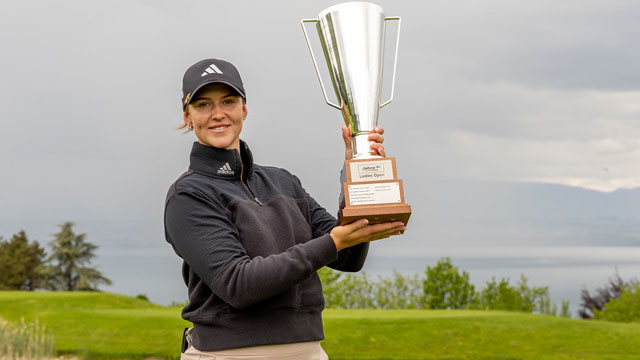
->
<box><xmin>404</xmin><ymin>76</ymin><xmax>640</xmax><ymax>191</ymax></box>
<box><xmin>1</xmin><ymin>0</ymin><xmax>640</xmax><ymax>226</ymax></box>
<box><xmin>416</xmin><ymin>0</ymin><xmax>640</xmax><ymax>90</ymax></box>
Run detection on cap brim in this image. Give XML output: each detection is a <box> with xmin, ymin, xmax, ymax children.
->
<box><xmin>183</xmin><ymin>80</ymin><xmax>246</xmax><ymax>109</ymax></box>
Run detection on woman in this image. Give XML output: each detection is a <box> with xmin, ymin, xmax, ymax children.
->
<box><xmin>165</xmin><ymin>58</ymin><xmax>405</xmax><ymax>360</ymax></box>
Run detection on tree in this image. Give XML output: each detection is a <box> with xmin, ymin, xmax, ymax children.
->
<box><xmin>478</xmin><ymin>275</ymin><xmax>550</xmax><ymax>313</ymax></box>
<box><xmin>594</xmin><ymin>282</ymin><xmax>640</xmax><ymax>322</ymax></box>
<box><xmin>423</xmin><ymin>257</ymin><xmax>477</xmax><ymax>309</ymax></box>
<box><xmin>0</xmin><ymin>231</ymin><xmax>46</xmax><ymax>290</ymax></box>
<box><xmin>319</xmin><ymin>269</ymin><xmax>376</xmax><ymax>309</ymax></box>
<box><xmin>479</xmin><ymin>277</ymin><xmax>520</xmax><ymax>311</ymax></box>
<box><xmin>318</xmin><ymin>267</ymin><xmax>423</xmax><ymax>309</ymax></box>
<box><xmin>43</xmin><ymin>222</ymin><xmax>112</xmax><ymax>291</ymax></box>
<box><xmin>318</xmin><ymin>259</ymin><xmax>567</xmax><ymax>314</ymax></box>
<box><xmin>560</xmin><ymin>300</ymin><xmax>572</xmax><ymax>318</ymax></box>
<box><xmin>318</xmin><ymin>266</ymin><xmax>344</xmax><ymax>308</ymax></box>
<box><xmin>376</xmin><ymin>271</ymin><xmax>424</xmax><ymax>309</ymax></box>
<box><xmin>579</xmin><ymin>272</ymin><xmax>626</xmax><ymax>319</ymax></box>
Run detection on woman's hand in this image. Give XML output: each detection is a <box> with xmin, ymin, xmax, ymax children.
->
<box><xmin>342</xmin><ymin>125</ymin><xmax>386</xmax><ymax>161</ymax></box>
<box><xmin>330</xmin><ymin>219</ymin><xmax>405</xmax><ymax>252</ymax></box>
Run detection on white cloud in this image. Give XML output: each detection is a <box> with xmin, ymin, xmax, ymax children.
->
<box><xmin>430</xmin><ymin>83</ymin><xmax>640</xmax><ymax>191</ymax></box>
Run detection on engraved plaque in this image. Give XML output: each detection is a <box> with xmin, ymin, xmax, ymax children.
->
<box><xmin>348</xmin><ymin>182</ymin><xmax>401</xmax><ymax>206</ymax></box>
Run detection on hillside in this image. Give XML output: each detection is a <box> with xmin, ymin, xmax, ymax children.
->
<box><xmin>1</xmin><ymin>291</ymin><xmax>640</xmax><ymax>359</ymax></box>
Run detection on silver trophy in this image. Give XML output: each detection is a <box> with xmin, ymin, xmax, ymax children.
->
<box><xmin>302</xmin><ymin>2</ymin><xmax>411</xmax><ymax>226</ymax></box>
<box><xmin>302</xmin><ymin>2</ymin><xmax>400</xmax><ymax>159</ymax></box>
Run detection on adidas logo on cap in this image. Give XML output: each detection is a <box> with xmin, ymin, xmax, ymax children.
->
<box><xmin>217</xmin><ymin>162</ymin><xmax>234</xmax><ymax>175</ymax></box>
<box><xmin>202</xmin><ymin>64</ymin><xmax>224</xmax><ymax>77</ymax></box>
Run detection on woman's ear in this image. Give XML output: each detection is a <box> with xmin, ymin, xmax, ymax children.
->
<box><xmin>183</xmin><ymin>110</ymin><xmax>192</xmax><ymax>128</ymax></box>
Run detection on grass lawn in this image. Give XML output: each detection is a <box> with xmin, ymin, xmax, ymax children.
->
<box><xmin>322</xmin><ymin>309</ymin><xmax>640</xmax><ymax>359</ymax></box>
<box><xmin>0</xmin><ymin>291</ymin><xmax>188</xmax><ymax>359</ymax></box>
<box><xmin>1</xmin><ymin>291</ymin><xmax>639</xmax><ymax>359</ymax></box>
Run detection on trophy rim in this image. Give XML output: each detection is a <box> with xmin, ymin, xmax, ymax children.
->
<box><xmin>318</xmin><ymin>1</ymin><xmax>384</xmax><ymax>18</ymax></box>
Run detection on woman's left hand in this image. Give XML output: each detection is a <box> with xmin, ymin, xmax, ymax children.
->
<box><xmin>342</xmin><ymin>125</ymin><xmax>386</xmax><ymax>160</ymax></box>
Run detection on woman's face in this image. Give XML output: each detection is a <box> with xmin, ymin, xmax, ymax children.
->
<box><xmin>183</xmin><ymin>83</ymin><xmax>248</xmax><ymax>151</ymax></box>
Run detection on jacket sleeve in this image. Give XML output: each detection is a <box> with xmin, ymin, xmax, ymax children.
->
<box><xmin>292</xmin><ymin>171</ymin><xmax>370</xmax><ymax>273</ymax></box>
<box><xmin>165</xmin><ymin>188</ymin><xmax>339</xmax><ymax>309</ymax></box>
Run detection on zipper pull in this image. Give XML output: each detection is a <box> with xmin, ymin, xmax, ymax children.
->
<box><xmin>254</xmin><ymin>197</ymin><xmax>263</xmax><ymax>206</ymax></box>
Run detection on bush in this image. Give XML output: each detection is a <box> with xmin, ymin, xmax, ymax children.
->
<box><xmin>594</xmin><ymin>282</ymin><xmax>640</xmax><ymax>322</ymax></box>
<box><xmin>478</xmin><ymin>275</ymin><xmax>550</xmax><ymax>313</ymax></box>
<box><xmin>319</xmin><ymin>257</ymin><xmax>567</xmax><ymax>315</ymax></box>
<box><xmin>423</xmin><ymin>257</ymin><xmax>477</xmax><ymax>309</ymax></box>
<box><xmin>319</xmin><ymin>267</ymin><xmax>422</xmax><ymax>309</ymax></box>
<box><xmin>579</xmin><ymin>272</ymin><xmax>628</xmax><ymax>319</ymax></box>
<box><xmin>479</xmin><ymin>277</ymin><xmax>520</xmax><ymax>311</ymax></box>
<box><xmin>376</xmin><ymin>271</ymin><xmax>424</xmax><ymax>309</ymax></box>
<box><xmin>319</xmin><ymin>268</ymin><xmax>376</xmax><ymax>309</ymax></box>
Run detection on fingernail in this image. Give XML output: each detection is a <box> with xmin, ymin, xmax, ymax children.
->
<box><xmin>362</xmin><ymin>219</ymin><xmax>369</xmax><ymax>225</ymax></box>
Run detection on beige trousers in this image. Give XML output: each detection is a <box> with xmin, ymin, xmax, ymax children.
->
<box><xmin>181</xmin><ymin>341</ymin><xmax>329</xmax><ymax>360</ymax></box>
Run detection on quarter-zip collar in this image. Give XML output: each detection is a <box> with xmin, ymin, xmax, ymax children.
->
<box><xmin>189</xmin><ymin>140</ymin><xmax>254</xmax><ymax>180</ymax></box>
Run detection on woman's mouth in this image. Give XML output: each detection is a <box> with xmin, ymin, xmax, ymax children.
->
<box><xmin>209</xmin><ymin>124</ymin><xmax>230</xmax><ymax>132</ymax></box>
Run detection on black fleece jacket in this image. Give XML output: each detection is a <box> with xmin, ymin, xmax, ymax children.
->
<box><xmin>164</xmin><ymin>141</ymin><xmax>369</xmax><ymax>351</ymax></box>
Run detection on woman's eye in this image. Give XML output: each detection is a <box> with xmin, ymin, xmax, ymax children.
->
<box><xmin>197</xmin><ymin>101</ymin><xmax>211</xmax><ymax>108</ymax></box>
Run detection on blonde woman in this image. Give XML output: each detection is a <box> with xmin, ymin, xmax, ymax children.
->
<box><xmin>164</xmin><ymin>59</ymin><xmax>405</xmax><ymax>360</ymax></box>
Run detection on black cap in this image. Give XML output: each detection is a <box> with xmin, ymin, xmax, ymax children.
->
<box><xmin>181</xmin><ymin>58</ymin><xmax>246</xmax><ymax>110</ymax></box>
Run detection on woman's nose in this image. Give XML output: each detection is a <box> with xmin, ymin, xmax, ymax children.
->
<box><xmin>211</xmin><ymin>104</ymin><xmax>224</xmax><ymax>119</ymax></box>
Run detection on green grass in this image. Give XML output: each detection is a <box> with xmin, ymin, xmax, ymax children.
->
<box><xmin>1</xmin><ymin>292</ymin><xmax>639</xmax><ymax>359</ymax></box>
<box><xmin>0</xmin><ymin>291</ymin><xmax>189</xmax><ymax>359</ymax></box>
<box><xmin>322</xmin><ymin>310</ymin><xmax>640</xmax><ymax>359</ymax></box>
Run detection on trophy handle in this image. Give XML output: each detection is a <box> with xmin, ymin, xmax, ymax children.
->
<box><xmin>380</xmin><ymin>16</ymin><xmax>402</xmax><ymax>109</ymax></box>
<box><xmin>301</xmin><ymin>19</ymin><xmax>342</xmax><ymax>110</ymax></box>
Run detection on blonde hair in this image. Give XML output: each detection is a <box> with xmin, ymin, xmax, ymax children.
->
<box><xmin>175</xmin><ymin>121</ymin><xmax>192</xmax><ymax>134</ymax></box>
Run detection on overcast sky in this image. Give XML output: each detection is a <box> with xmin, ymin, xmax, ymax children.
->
<box><xmin>1</xmin><ymin>0</ymin><xmax>639</xmax><ymax>225</ymax></box>
<box><xmin>2</xmin><ymin>0</ymin><xmax>639</xmax><ymax>304</ymax></box>
<box><xmin>0</xmin><ymin>0</ymin><xmax>640</xmax><ymax>219</ymax></box>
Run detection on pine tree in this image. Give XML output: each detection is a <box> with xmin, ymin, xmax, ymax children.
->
<box><xmin>0</xmin><ymin>231</ymin><xmax>46</xmax><ymax>290</ymax></box>
<box><xmin>43</xmin><ymin>222</ymin><xmax>112</xmax><ymax>291</ymax></box>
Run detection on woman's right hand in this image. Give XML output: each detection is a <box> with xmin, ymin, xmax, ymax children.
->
<box><xmin>330</xmin><ymin>219</ymin><xmax>406</xmax><ymax>252</ymax></box>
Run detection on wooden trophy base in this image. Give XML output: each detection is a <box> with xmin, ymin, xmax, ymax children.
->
<box><xmin>339</xmin><ymin>157</ymin><xmax>412</xmax><ymax>227</ymax></box>
<box><xmin>340</xmin><ymin>203</ymin><xmax>412</xmax><ymax>226</ymax></box>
